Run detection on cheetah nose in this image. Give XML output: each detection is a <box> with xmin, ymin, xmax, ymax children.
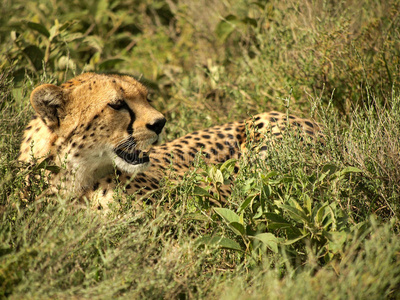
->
<box><xmin>146</xmin><ymin>117</ymin><xmax>166</xmax><ymax>135</ymax></box>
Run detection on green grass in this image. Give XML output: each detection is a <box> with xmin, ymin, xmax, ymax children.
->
<box><xmin>1</xmin><ymin>0</ymin><xmax>400</xmax><ymax>298</ymax></box>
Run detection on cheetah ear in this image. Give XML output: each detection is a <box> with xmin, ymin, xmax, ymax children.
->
<box><xmin>30</xmin><ymin>84</ymin><xmax>66</xmax><ymax>130</ymax></box>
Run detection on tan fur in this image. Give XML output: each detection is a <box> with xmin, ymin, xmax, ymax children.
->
<box><xmin>19</xmin><ymin>73</ymin><xmax>165</xmax><ymax>195</ymax></box>
<box><xmin>19</xmin><ymin>73</ymin><xmax>322</xmax><ymax>210</ymax></box>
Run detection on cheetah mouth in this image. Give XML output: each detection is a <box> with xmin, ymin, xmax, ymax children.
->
<box><xmin>114</xmin><ymin>149</ymin><xmax>150</xmax><ymax>165</ymax></box>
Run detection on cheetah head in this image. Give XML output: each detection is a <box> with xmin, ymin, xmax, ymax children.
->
<box><xmin>28</xmin><ymin>73</ymin><xmax>166</xmax><ymax>185</ymax></box>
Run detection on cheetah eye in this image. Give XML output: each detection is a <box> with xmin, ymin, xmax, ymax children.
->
<box><xmin>108</xmin><ymin>100</ymin><xmax>128</xmax><ymax>110</ymax></box>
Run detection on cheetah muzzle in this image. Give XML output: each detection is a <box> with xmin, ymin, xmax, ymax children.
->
<box><xmin>114</xmin><ymin>148</ymin><xmax>150</xmax><ymax>165</ymax></box>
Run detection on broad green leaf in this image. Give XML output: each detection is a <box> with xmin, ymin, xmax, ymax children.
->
<box><xmin>208</xmin><ymin>166</ymin><xmax>216</xmax><ymax>181</ymax></box>
<box><xmin>214</xmin><ymin>208</ymin><xmax>240</xmax><ymax>223</ymax></box>
<box><xmin>229</xmin><ymin>222</ymin><xmax>246</xmax><ymax>236</ymax></box>
<box><xmin>26</xmin><ymin>22</ymin><xmax>49</xmax><ymax>38</ymax></box>
<box><xmin>304</xmin><ymin>195</ymin><xmax>312</xmax><ymax>215</ymax></box>
<box><xmin>291</xmin><ymin>199</ymin><xmax>305</xmax><ymax>214</ymax></box>
<box><xmin>332</xmin><ymin>166</ymin><xmax>363</xmax><ymax>180</ymax></box>
<box><xmin>327</xmin><ymin>205</ymin><xmax>337</xmax><ymax>231</ymax></box>
<box><xmin>265</xmin><ymin>213</ymin><xmax>289</xmax><ymax>224</ymax></box>
<box><xmin>94</xmin><ymin>0</ymin><xmax>109</xmax><ymax>23</ymax></box>
<box><xmin>23</xmin><ymin>45</ymin><xmax>44</xmax><ymax>70</ymax></box>
<box><xmin>318</xmin><ymin>170</ymin><xmax>329</xmax><ymax>183</ymax></box>
<box><xmin>48</xmin><ymin>20</ymin><xmax>60</xmax><ymax>41</ymax></box>
<box><xmin>59</xmin><ymin>20</ymin><xmax>73</xmax><ymax>32</ymax></box>
<box><xmin>242</xmin><ymin>178</ymin><xmax>256</xmax><ymax>192</ymax></box>
<box><xmin>308</xmin><ymin>173</ymin><xmax>317</xmax><ymax>184</ymax></box>
<box><xmin>215</xmin><ymin>15</ymin><xmax>240</xmax><ymax>41</ymax></box>
<box><xmin>261</xmin><ymin>171</ymin><xmax>280</xmax><ymax>181</ymax></box>
<box><xmin>185</xmin><ymin>213</ymin><xmax>209</xmax><ymax>222</ymax></box>
<box><xmin>328</xmin><ymin>231</ymin><xmax>347</xmax><ymax>253</ymax></box>
<box><xmin>339</xmin><ymin>167</ymin><xmax>363</xmax><ymax>175</ymax></box>
<box><xmin>35</xmin><ymin>160</ymin><xmax>60</xmax><ymax>173</ymax></box>
<box><xmin>279</xmin><ymin>204</ymin><xmax>309</xmax><ymax>223</ymax></box>
<box><xmin>251</xmin><ymin>233</ymin><xmax>280</xmax><ymax>253</ymax></box>
<box><xmin>254</xmin><ymin>206</ymin><xmax>263</xmax><ymax>219</ymax></box>
<box><xmin>262</xmin><ymin>184</ymin><xmax>271</xmax><ymax>198</ymax></box>
<box><xmin>214</xmin><ymin>169</ymin><xmax>224</xmax><ymax>184</ymax></box>
<box><xmin>220</xmin><ymin>158</ymin><xmax>237</xmax><ymax>175</ymax></box>
<box><xmin>215</xmin><ymin>15</ymin><xmax>257</xmax><ymax>41</ymax></box>
<box><xmin>239</xmin><ymin>212</ymin><xmax>244</xmax><ymax>225</ymax></box>
<box><xmin>242</xmin><ymin>17</ymin><xmax>258</xmax><ymax>27</ymax></box>
<box><xmin>322</xmin><ymin>164</ymin><xmax>338</xmax><ymax>175</ymax></box>
<box><xmin>237</xmin><ymin>194</ymin><xmax>256</xmax><ymax>214</ymax></box>
<box><xmin>323</xmin><ymin>215</ymin><xmax>334</xmax><ymax>230</ymax></box>
<box><xmin>63</xmin><ymin>33</ymin><xmax>84</xmax><ymax>42</ymax></box>
<box><xmin>196</xmin><ymin>235</ymin><xmax>242</xmax><ymax>251</ymax></box>
<box><xmin>268</xmin><ymin>222</ymin><xmax>292</xmax><ymax>230</ymax></box>
<box><xmin>281</xmin><ymin>234</ymin><xmax>308</xmax><ymax>245</ymax></box>
<box><xmin>266</xmin><ymin>213</ymin><xmax>292</xmax><ymax>230</ymax></box>
<box><xmin>44</xmin><ymin>165</ymin><xmax>61</xmax><ymax>173</ymax></box>
<box><xmin>315</xmin><ymin>203</ymin><xmax>328</xmax><ymax>224</ymax></box>
<box><xmin>192</xmin><ymin>186</ymin><xmax>214</xmax><ymax>198</ymax></box>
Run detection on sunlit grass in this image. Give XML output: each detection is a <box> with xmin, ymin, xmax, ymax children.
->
<box><xmin>1</xmin><ymin>0</ymin><xmax>400</xmax><ymax>298</ymax></box>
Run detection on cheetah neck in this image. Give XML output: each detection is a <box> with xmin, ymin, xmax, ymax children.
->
<box><xmin>64</xmin><ymin>150</ymin><xmax>115</xmax><ymax>193</ymax></box>
<box><xmin>21</xmin><ymin>116</ymin><xmax>116</xmax><ymax>195</ymax></box>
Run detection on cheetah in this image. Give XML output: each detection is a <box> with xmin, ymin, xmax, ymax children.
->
<box><xmin>19</xmin><ymin>73</ymin><xmax>322</xmax><ymax>209</ymax></box>
<box><xmin>19</xmin><ymin>73</ymin><xmax>166</xmax><ymax>196</ymax></box>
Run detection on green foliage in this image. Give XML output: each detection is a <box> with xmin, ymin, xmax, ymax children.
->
<box><xmin>216</xmin><ymin>219</ymin><xmax>400</xmax><ymax>299</ymax></box>
<box><xmin>2</xmin><ymin>0</ymin><xmax>398</xmax><ymax>116</ymax></box>
<box><xmin>195</xmin><ymin>162</ymin><xmax>367</xmax><ymax>266</ymax></box>
<box><xmin>214</xmin><ymin>0</ymin><xmax>400</xmax><ymax>112</ymax></box>
<box><xmin>1</xmin><ymin>0</ymin><xmax>400</xmax><ymax>298</ymax></box>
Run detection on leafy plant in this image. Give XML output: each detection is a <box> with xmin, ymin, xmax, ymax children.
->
<box><xmin>196</xmin><ymin>162</ymin><xmax>365</xmax><ymax>267</ymax></box>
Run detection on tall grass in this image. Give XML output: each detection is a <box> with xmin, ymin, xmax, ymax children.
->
<box><xmin>1</xmin><ymin>0</ymin><xmax>400</xmax><ymax>298</ymax></box>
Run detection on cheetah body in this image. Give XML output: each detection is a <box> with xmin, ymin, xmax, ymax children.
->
<box><xmin>19</xmin><ymin>73</ymin><xmax>322</xmax><ymax>209</ymax></box>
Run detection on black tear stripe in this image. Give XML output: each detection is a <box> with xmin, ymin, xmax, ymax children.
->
<box><xmin>126</xmin><ymin>104</ymin><xmax>136</xmax><ymax>135</ymax></box>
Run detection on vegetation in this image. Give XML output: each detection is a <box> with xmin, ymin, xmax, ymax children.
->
<box><xmin>1</xmin><ymin>0</ymin><xmax>400</xmax><ymax>298</ymax></box>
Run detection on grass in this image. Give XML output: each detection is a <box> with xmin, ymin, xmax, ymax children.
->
<box><xmin>1</xmin><ymin>0</ymin><xmax>400</xmax><ymax>298</ymax></box>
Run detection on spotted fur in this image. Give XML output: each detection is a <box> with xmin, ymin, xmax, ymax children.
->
<box><xmin>19</xmin><ymin>73</ymin><xmax>322</xmax><ymax>210</ymax></box>
<box><xmin>19</xmin><ymin>73</ymin><xmax>166</xmax><ymax>197</ymax></box>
